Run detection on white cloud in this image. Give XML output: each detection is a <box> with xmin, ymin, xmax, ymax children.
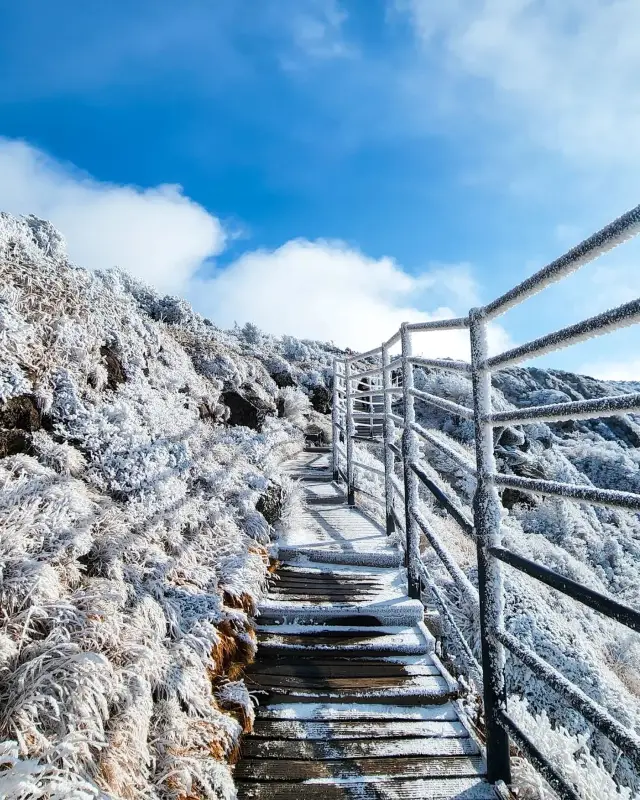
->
<box><xmin>396</xmin><ymin>0</ymin><xmax>640</xmax><ymax>167</ymax></box>
<box><xmin>289</xmin><ymin>0</ymin><xmax>353</xmax><ymax>60</ymax></box>
<box><xmin>0</xmin><ymin>137</ymin><xmax>509</xmax><ymax>357</ymax></box>
<box><xmin>0</xmin><ymin>138</ymin><xmax>225</xmax><ymax>293</ymax></box>
<box><xmin>193</xmin><ymin>239</ymin><xmax>509</xmax><ymax>356</ymax></box>
<box><xmin>580</xmin><ymin>360</ymin><xmax>640</xmax><ymax>382</ymax></box>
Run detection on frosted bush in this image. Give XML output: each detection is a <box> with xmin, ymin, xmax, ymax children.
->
<box><xmin>281</xmin><ymin>334</ymin><xmax>309</xmax><ymax>362</ymax></box>
<box><xmin>0</xmin><ymin>213</ymin><xmax>338</xmax><ymax>799</ymax></box>
<box><xmin>280</xmin><ymin>386</ymin><xmax>312</xmax><ymax>427</ymax></box>
<box><xmin>509</xmin><ymin>697</ymin><xmax>640</xmax><ymax>800</ymax></box>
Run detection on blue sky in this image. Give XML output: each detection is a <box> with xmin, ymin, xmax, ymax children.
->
<box><xmin>1</xmin><ymin>0</ymin><xmax>639</xmax><ymax>377</ymax></box>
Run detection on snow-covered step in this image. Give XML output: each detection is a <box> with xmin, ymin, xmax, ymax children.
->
<box><xmin>258</xmin><ymin>597</ymin><xmax>425</xmax><ymax>627</ymax></box>
<box><xmin>235</xmin><ymin>755</ymin><xmax>488</xmax><ymax>783</ymax></box>
<box><xmin>256</xmin><ymin>622</ymin><xmax>435</xmax><ymax>657</ymax></box>
<box><xmin>279</xmin><ymin>547</ymin><xmax>402</xmax><ymax>567</ymax></box>
<box><xmin>255</xmin><ymin>701</ymin><xmax>461</xmax><ymax>722</ymax></box>
<box><xmin>237</xmin><ymin>777</ymin><xmax>498</xmax><ymax>799</ymax></box>
<box><xmin>278</xmin><ymin>509</ymin><xmax>402</xmax><ymax>565</ymax></box>
<box><xmin>242</xmin><ymin>735</ymin><xmax>480</xmax><ymax>759</ymax></box>
<box><xmin>245</xmin><ymin>674</ymin><xmax>454</xmax><ymax>705</ymax></box>
<box><xmin>250</xmin><ymin>717</ymin><xmax>469</xmax><ymax>740</ymax></box>
<box><xmin>301</xmin><ymin>480</ymin><xmax>346</xmax><ymax>505</ymax></box>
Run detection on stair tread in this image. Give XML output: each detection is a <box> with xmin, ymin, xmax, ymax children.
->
<box><xmin>235</xmin><ymin>755</ymin><xmax>487</xmax><ymax>781</ymax></box>
<box><xmin>235</xmin><ymin>449</ymin><xmax>483</xmax><ymax>794</ymax></box>
<box><xmin>236</xmin><ymin>777</ymin><xmax>497</xmax><ymax>799</ymax></box>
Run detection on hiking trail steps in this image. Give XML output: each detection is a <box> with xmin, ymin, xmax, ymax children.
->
<box><xmin>235</xmin><ymin>448</ymin><xmax>497</xmax><ymax>799</ymax></box>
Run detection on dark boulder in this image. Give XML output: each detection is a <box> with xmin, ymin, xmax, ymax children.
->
<box><xmin>0</xmin><ymin>430</ymin><xmax>33</xmax><ymax>458</ymax></box>
<box><xmin>100</xmin><ymin>345</ymin><xmax>126</xmax><ymax>390</ymax></box>
<box><xmin>501</xmin><ymin>487</ymin><xmax>538</xmax><ymax>510</ymax></box>
<box><xmin>0</xmin><ymin>394</ymin><xmax>41</xmax><ymax>431</ymax></box>
<box><xmin>310</xmin><ymin>386</ymin><xmax>331</xmax><ymax>415</ymax></box>
<box><xmin>271</xmin><ymin>370</ymin><xmax>296</xmax><ymax>389</ymax></box>
<box><xmin>222</xmin><ymin>391</ymin><xmax>271</xmax><ymax>431</ymax></box>
<box><xmin>256</xmin><ymin>482</ymin><xmax>284</xmax><ymax>526</ymax></box>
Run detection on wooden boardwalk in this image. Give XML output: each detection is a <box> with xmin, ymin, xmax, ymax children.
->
<box><xmin>235</xmin><ymin>449</ymin><xmax>497</xmax><ymax>799</ymax></box>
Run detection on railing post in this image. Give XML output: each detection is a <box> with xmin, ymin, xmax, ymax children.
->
<box><xmin>331</xmin><ymin>359</ymin><xmax>340</xmax><ymax>481</ymax></box>
<box><xmin>382</xmin><ymin>343</ymin><xmax>396</xmax><ymax>535</ymax></box>
<box><xmin>344</xmin><ymin>359</ymin><xmax>355</xmax><ymax>506</ymax></box>
<box><xmin>469</xmin><ymin>307</ymin><xmax>512</xmax><ymax>786</ymax></box>
<box><xmin>400</xmin><ymin>323</ymin><xmax>421</xmax><ymax>599</ymax></box>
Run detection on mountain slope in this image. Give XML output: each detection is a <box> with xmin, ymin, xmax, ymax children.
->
<box><xmin>0</xmin><ymin>213</ymin><xmax>337</xmax><ymax>799</ymax></box>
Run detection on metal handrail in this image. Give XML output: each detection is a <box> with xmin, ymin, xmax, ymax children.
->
<box><xmin>332</xmin><ymin>201</ymin><xmax>640</xmax><ymax>794</ymax></box>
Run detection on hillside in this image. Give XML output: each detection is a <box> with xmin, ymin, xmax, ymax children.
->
<box><xmin>1</xmin><ymin>212</ymin><xmax>639</xmax><ymax>799</ymax></box>
<box><xmin>0</xmin><ymin>213</ymin><xmax>338</xmax><ymax>799</ymax></box>
<box><xmin>352</xmin><ymin>362</ymin><xmax>640</xmax><ymax>797</ymax></box>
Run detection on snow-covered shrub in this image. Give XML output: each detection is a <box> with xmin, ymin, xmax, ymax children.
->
<box><xmin>241</xmin><ymin>322</ymin><xmax>261</xmax><ymax>345</ymax></box>
<box><xmin>280</xmin><ymin>387</ymin><xmax>312</xmax><ymax>428</ymax></box>
<box><xmin>281</xmin><ymin>334</ymin><xmax>309</xmax><ymax>362</ymax></box>
<box><xmin>0</xmin><ymin>213</ymin><xmax>340</xmax><ymax>800</ymax></box>
<box><xmin>353</xmin><ymin>359</ymin><xmax>640</xmax><ymax>794</ymax></box>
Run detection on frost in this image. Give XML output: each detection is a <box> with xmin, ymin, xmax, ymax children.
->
<box><xmin>348</xmin><ymin>344</ymin><xmax>640</xmax><ymax>794</ymax></box>
<box><xmin>0</xmin><ymin>213</ymin><xmax>337</xmax><ymax>799</ymax></box>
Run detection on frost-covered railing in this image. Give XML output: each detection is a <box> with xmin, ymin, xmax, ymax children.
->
<box><xmin>332</xmin><ymin>203</ymin><xmax>640</xmax><ymax>799</ymax></box>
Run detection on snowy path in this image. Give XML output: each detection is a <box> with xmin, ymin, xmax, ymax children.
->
<box><xmin>235</xmin><ymin>448</ymin><xmax>497</xmax><ymax>799</ymax></box>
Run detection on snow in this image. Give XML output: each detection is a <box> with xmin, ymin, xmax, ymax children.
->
<box><xmin>0</xmin><ymin>213</ymin><xmax>339</xmax><ymax>799</ymax></box>
<box><xmin>344</xmin><ymin>335</ymin><xmax>640</xmax><ymax>794</ymax></box>
<box><xmin>256</xmin><ymin>701</ymin><xmax>459</xmax><ymax>721</ymax></box>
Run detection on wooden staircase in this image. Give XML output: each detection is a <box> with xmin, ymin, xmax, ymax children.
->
<box><xmin>235</xmin><ymin>449</ymin><xmax>497</xmax><ymax>799</ymax></box>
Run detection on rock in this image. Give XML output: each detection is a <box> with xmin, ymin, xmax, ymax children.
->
<box><xmin>310</xmin><ymin>385</ymin><xmax>331</xmax><ymax>414</ymax></box>
<box><xmin>256</xmin><ymin>482</ymin><xmax>284</xmax><ymax>526</ymax></box>
<box><xmin>271</xmin><ymin>370</ymin><xmax>296</xmax><ymax>389</ymax></box>
<box><xmin>100</xmin><ymin>345</ymin><xmax>126</xmax><ymax>390</ymax></box>
<box><xmin>305</xmin><ymin>424</ymin><xmax>328</xmax><ymax>446</ymax></box>
<box><xmin>0</xmin><ymin>430</ymin><xmax>33</xmax><ymax>457</ymax></box>
<box><xmin>495</xmin><ymin>426</ymin><xmax>526</xmax><ymax>447</ymax></box>
<box><xmin>0</xmin><ymin>394</ymin><xmax>41</xmax><ymax>431</ymax></box>
<box><xmin>222</xmin><ymin>390</ymin><xmax>272</xmax><ymax>431</ymax></box>
<box><xmin>501</xmin><ymin>488</ymin><xmax>537</xmax><ymax>510</ymax></box>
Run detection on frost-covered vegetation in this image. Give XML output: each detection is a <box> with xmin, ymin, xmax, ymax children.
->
<box><xmin>353</xmin><ymin>361</ymin><xmax>640</xmax><ymax>797</ymax></box>
<box><xmin>0</xmin><ymin>213</ymin><xmax>337</xmax><ymax>799</ymax></box>
<box><xmin>2</xmin><ymin>210</ymin><xmax>639</xmax><ymax>799</ymax></box>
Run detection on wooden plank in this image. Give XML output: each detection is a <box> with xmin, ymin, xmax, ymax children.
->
<box><xmin>256</xmin><ymin>703</ymin><xmax>460</xmax><ymax>722</ymax></box>
<box><xmin>266</xmin><ymin>583</ymin><xmax>383</xmax><ymax>594</ymax></box>
<box><xmin>245</xmin><ymin>674</ymin><xmax>440</xmax><ymax>691</ymax></box>
<box><xmin>270</xmin><ymin>571</ymin><xmax>386</xmax><ymax>582</ymax></box>
<box><xmin>263</xmin><ymin>594</ymin><xmax>382</xmax><ymax>604</ymax></box>
<box><xmin>253</xmin><ymin>684</ymin><xmax>451</xmax><ymax>705</ymax></box>
<box><xmin>242</xmin><ymin>737</ymin><xmax>480</xmax><ymax>760</ymax></box>
<box><xmin>246</xmin><ymin>661</ymin><xmax>439</xmax><ymax>678</ymax></box>
<box><xmin>250</xmin><ymin>719</ymin><xmax>469</xmax><ymax>740</ymax></box>
<box><xmin>235</xmin><ymin>755</ymin><xmax>486</xmax><ymax>781</ymax></box>
<box><xmin>236</xmin><ymin>777</ymin><xmax>497</xmax><ymax>799</ymax></box>
<box><xmin>268</xmin><ymin>576</ymin><xmax>385</xmax><ymax>587</ymax></box>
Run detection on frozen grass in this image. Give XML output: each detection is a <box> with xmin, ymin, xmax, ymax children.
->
<box><xmin>371</xmin><ymin>365</ymin><xmax>640</xmax><ymax>796</ymax></box>
<box><xmin>0</xmin><ymin>214</ymin><xmax>338</xmax><ymax>799</ymax></box>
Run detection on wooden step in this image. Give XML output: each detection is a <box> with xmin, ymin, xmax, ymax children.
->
<box><xmin>256</xmin><ymin>624</ymin><xmax>434</xmax><ymax>656</ymax></box>
<box><xmin>250</xmin><ymin>718</ymin><xmax>469</xmax><ymax>740</ymax></box>
<box><xmin>256</xmin><ymin>702</ymin><xmax>461</xmax><ymax>722</ymax></box>
<box><xmin>246</xmin><ymin>656</ymin><xmax>441</xmax><ymax>679</ymax></box>
<box><xmin>245</xmin><ymin>673</ymin><xmax>453</xmax><ymax>704</ymax></box>
<box><xmin>235</xmin><ymin>754</ymin><xmax>486</xmax><ymax>781</ymax></box>
<box><xmin>237</xmin><ymin>777</ymin><xmax>498</xmax><ymax>799</ymax></box>
<box><xmin>242</xmin><ymin>736</ymin><xmax>480</xmax><ymax>760</ymax></box>
<box><xmin>279</xmin><ymin>547</ymin><xmax>402</xmax><ymax>568</ymax></box>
